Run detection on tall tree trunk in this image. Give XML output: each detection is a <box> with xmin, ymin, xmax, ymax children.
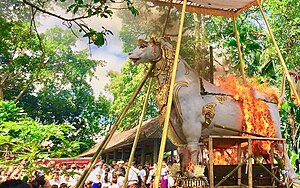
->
<box><xmin>0</xmin><ymin>87</ymin><xmax>3</xmax><ymax>100</ymax></box>
<box><xmin>0</xmin><ymin>71</ymin><xmax>9</xmax><ymax>100</ymax></box>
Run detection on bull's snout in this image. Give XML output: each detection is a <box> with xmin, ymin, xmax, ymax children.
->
<box><xmin>128</xmin><ymin>52</ymin><xmax>133</xmax><ymax>55</ymax></box>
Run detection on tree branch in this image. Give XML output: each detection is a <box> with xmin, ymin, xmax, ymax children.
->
<box><xmin>22</xmin><ymin>0</ymin><xmax>91</xmax><ymax>22</ymax></box>
<box><xmin>0</xmin><ymin>71</ymin><xmax>9</xmax><ymax>86</ymax></box>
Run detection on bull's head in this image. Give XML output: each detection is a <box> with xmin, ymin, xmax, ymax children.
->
<box><xmin>128</xmin><ymin>38</ymin><xmax>162</xmax><ymax>65</ymax></box>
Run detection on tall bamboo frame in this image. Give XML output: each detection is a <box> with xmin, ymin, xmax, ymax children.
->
<box><xmin>75</xmin><ymin>0</ymin><xmax>300</xmax><ymax>187</ymax></box>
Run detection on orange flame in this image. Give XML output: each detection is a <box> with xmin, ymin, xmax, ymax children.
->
<box><xmin>186</xmin><ymin>160</ymin><xmax>195</xmax><ymax>173</ymax></box>
<box><xmin>217</xmin><ymin>76</ymin><xmax>279</xmax><ymax>157</ymax></box>
<box><xmin>213</xmin><ymin>148</ymin><xmax>238</xmax><ymax>165</ymax></box>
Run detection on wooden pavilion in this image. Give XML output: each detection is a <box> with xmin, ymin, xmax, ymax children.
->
<box><xmin>78</xmin><ymin>118</ymin><xmax>177</xmax><ymax>165</ymax></box>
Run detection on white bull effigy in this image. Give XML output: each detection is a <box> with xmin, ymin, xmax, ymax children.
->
<box><xmin>128</xmin><ymin>37</ymin><xmax>299</xmax><ymax>186</ymax></box>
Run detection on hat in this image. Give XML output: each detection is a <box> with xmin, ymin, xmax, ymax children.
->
<box><xmin>117</xmin><ymin>160</ymin><xmax>124</xmax><ymax>165</ymax></box>
<box><xmin>96</xmin><ymin>161</ymin><xmax>103</xmax><ymax>165</ymax></box>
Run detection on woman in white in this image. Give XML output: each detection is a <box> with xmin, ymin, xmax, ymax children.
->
<box><xmin>101</xmin><ymin>168</ymin><xmax>112</xmax><ymax>188</ymax></box>
<box><xmin>127</xmin><ymin>167</ymin><xmax>139</xmax><ymax>188</ymax></box>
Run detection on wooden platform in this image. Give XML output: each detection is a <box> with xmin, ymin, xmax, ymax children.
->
<box><xmin>203</xmin><ymin>135</ymin><xmax>285</xmax><ymax>188</ymax></box>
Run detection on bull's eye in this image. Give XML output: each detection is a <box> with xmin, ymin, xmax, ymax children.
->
<box><xmin>139</xmin><ymin>45</ymin><xmax>146</xmax><ymax>49</ymax></box>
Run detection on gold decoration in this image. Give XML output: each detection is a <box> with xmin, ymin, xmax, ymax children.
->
<box><xmin>155</xmin><ymin>84</ymin><xmax>170</xmax><ymax>111</ymax></box>
<box><xmin>174</xmin><ymin>81</ymin><xmax>188</xmax><ymax>119</ymax></box>
<box><xmin>194</xmin><ymin>165</ymin><xmax>206</xmax><ymax>178</ymax></box>
<box><xmin>202</xmin><ymin>103</ymin><xmax>216</xmax><ymax>129</ymax></box>
<box><xmin>152</xmin><ymin>38</ymin><xmax>187</xmax><ymax>146</ymax></box>
<box><xmin>216</xmin><ymin>95</ymin><xmax>227</xmax><ymax>104</ymax></box>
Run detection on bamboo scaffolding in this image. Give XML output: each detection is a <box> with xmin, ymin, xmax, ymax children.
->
<box><xmin>122</xmin><ymin>78</ymin><xmax>153</xmax><ymax>188</ymax></box>
<box><xmin>153</xmin><ymin>0</ymin><xmax>188</xmax><ymax>187</ymax></box>
<box><xmin>75</xmin><ymin>64</ymin><xmax>155</xmax><ymax>188</ymax></box>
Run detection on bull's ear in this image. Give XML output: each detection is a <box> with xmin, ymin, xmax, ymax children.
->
<box><xmin>138</xmin><ymin>39</ymin><xmax>148</xmax><ymax>47</ymax></box>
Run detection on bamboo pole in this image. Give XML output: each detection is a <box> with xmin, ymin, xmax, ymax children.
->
<box><xmin>153</xmin><ymin>0</ymin><xmax>188</xmax><ymax>187</ymax></box>
<box><xmin>248</xmin><ymin>138</ymin><xmax>253</xmax><ymax>188</ymax></box>
<box><xmin>75</xmin><ymin>64</ymin><xmax>155</xmax><ymax>188</ymax></box>
<box><xmin>233</xmin><ymin>17</ymin><xmax>246</xmax><ymax>82</ymax></box>
<box><xmin>209</xmin><ymin>137</ymin><xmax>214</xmax><ymax>188</ymax></box>
<box><xmin>214</xmin><ymin>124</ymin><xmax>265</xmax><ymax>137</ymax></box>
<box><xmin>237</xmin><ymin>143</ymin><xmax>242</xmax><ymax>186</ymax></box>
<box><xmin>256</xmin><ymin>0</ymin><xmax>300</xmax><ymax>106</ymax></box>
<box><xmin>122</xmin><ymin>78</ymin><xmax>153</xmax><ymax>188</ymax></box>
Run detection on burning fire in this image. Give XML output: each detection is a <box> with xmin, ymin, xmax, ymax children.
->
<box><xmin>213</xmin><ymin>148</ymin><xmax>238</xmax><ymax>165</ymax></box>
<box><xmin>217</xmin><ymin>76</ymin><xmax>279</xmax><ymax>159</ymax></box>
<box><xmin>187</xmin><ymin>160</ymin><xmax>195</xmax><ymax>173</ymax></box>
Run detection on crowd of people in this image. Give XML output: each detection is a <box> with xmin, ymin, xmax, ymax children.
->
<box><xmin>0</xmin><ymin>159</ymin><xmax>177</xmax><ymax>188</ymax></box>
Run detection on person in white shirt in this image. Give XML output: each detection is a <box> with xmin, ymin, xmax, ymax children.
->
<box><xmin>116</xmin><ymin>171</ymin><xmax>125</xmax><ymax>187</ymax></box>
<box><xmin>93</xmin><ymin>173</ymin><xmax>102</xmax><ymax>184</ymax></box>
<box><xmin>101</xmin><ymin>167</ymin><xmax>112</xmax><ymax>188</ymax></box>
<box><xmin>49</xmin><ymin>172</ymin><xmax>60</xmax><ymax>186</ymax></box>
<box><xmin>109</xmin><ymin>178</ymin><xmax>119</xmax><ymax>188</ymax></box>
<box><xmin>137</xmin><ymin>164</ymin><xmax>146</xmax><ymax>188</ymax></box>
<box><xmin>61</xmin><ymin>174</ymin><xmax>76</xmax><ymax>187</ymax></box>
<box><xmin>127</xmin><ymin>167</ymin><xmax>139</xmax><ymax>188</ymax></box>
<box><xmin>92</xmin><ymin>162</ymin><xmax>104</xmax><ymax>177</ymax></box>
<box><xmin>167</xmin><ymin>175</ymin><xmax>174</xmax><ymax>188</ymax></box>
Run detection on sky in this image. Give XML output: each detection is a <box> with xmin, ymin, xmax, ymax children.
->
<box><xmin>37</xmin><ymin>7</ymin><xmax>127</xmax><ymax>99</ymax></box>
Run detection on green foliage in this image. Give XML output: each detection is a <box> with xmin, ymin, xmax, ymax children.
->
<box><xmin>266</xmin><ymin>0</ymin><xmax>300</xmax><ymax>69</ymax></box>
<box><xmin>106</xmin><ymin>61</ymin><xmax>158</xmax><ymax>130</ymax></box>
<box><xmin>0</xmin><ymin>18</ymin><xmax>112</xmax><ymax>154</ymax></box>
<box><xmin>0</xmin><ymin>101</ymin><xmax>26</xmax><ymax>123</ymax></box>
<box><xmin>0</xmin><ymin>100</ymin><xmax>81</xmax><ymax>175</ymax></box>
<box><xmin>0</xmin><ymin>0</ymin><xmax>32</xmax><ymax>22</ymax></box>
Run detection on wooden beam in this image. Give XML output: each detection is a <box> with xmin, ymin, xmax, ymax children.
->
<box><xmin>121</xmin><ymin>149</ymin><xmax>124</xmax><ymax>160</ymax></box>
<box><xmin>248</xmin><ymin>138</ymin><xmax>253</xmax><ymax>188</ymax></box>
<box><xmin>141</xmin><ymin>142</ymin><xmax>146</xmax><ymax>165</ymax></box>
<box><xmin>237</xmin><ymin>143</ymin><xmax>242</xmax><ymax>186</ymax></box>
<box><xmin>113</xmin><ymin>150</ymin><xmax>117</xmax><ymax>161</ymax></box>
<box><xmin>153</xmin><ymin>139</ymin><xmax>159</xmax><ymax>163</ymax></box>
<box><xmin>209</xmin><ymin>137</ymin><xmax>214</xmax><ymax>188</ymax></box>
<box><xmin>176</xmin><ymin>4</ymin><xmax>236</xmax><ymax>18</ymax></box>
<box><xmin>147</xmin><ymin>0</ymin><xmax>259</xmax><ymax>18</ymax></box>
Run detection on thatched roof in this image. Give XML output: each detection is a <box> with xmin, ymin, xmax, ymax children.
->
<box><xmin>148</xmin><ymin>0</ymin><xmax>258</xmax><ymax>18</ymax></box>
<box><xmin>79</xmin><ymin>118</ymin><xmax>163</xmax><ymax>157</ymax></box>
